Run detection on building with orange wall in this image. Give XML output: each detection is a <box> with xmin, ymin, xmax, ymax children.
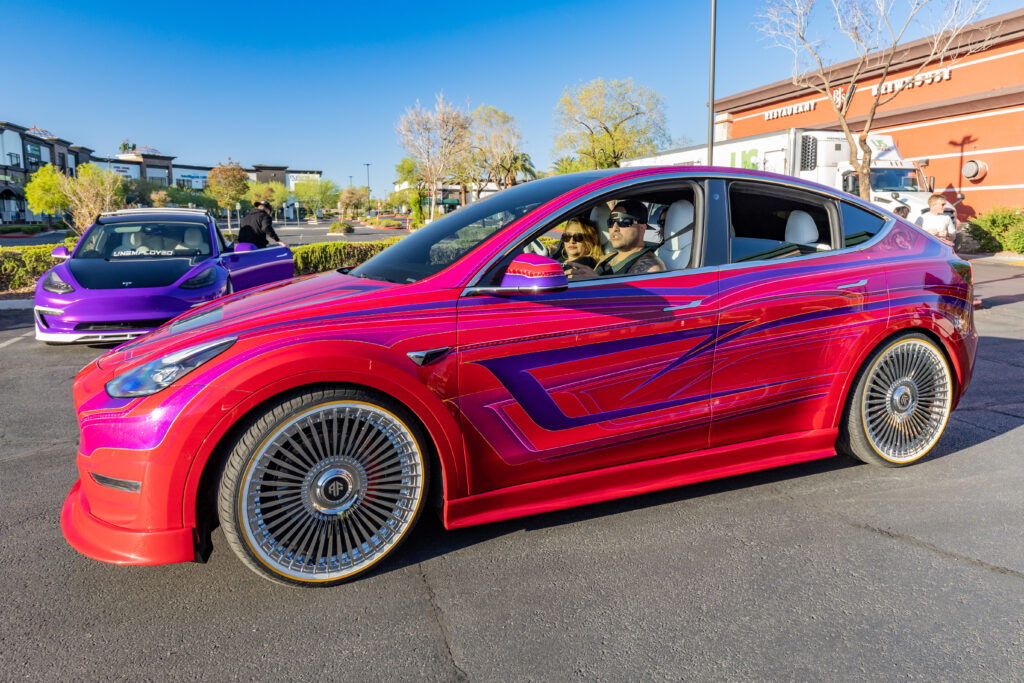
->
<box><xmin>710</xmin><ymin>8</ymin><xmax>1024</xmax><ymax>219</ymax></box>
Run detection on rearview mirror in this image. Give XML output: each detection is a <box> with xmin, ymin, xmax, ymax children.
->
<box><xmin>50</xmin><ymin>246</ymin><xmax>69</xmax><ymax>260</ymax></box>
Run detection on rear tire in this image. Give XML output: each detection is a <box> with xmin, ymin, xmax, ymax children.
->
<box><xmin>839</xmin><ymin>333</ymin><xmax>953</xmax><ymax>467</ymax></box>
<box><xmin>217</xmin><ymin>386</ymin><xmax>429</xmax><ymax>586</ymax></box>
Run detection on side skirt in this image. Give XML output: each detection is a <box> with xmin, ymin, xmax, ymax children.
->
<box><xmin>443</xmin><ymin>430</ymin><xmax>839</xmax><ymax>529</ymax></box>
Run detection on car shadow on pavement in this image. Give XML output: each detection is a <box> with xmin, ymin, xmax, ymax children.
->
<box><xmin>0</xmin><ymin>310</ymin><xmax>33</xmax><ymax>333</ymax></box>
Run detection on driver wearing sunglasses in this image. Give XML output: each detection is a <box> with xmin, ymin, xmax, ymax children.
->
<box><xmin>565</xmin><ymin>200</ymin><xmax>666</xmax><ymax>279</ymax></box>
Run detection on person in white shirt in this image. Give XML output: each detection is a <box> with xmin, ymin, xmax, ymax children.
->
<box><xmin>915</xmin><ymin>194</ymin><xmax>957</xmax><ymax>244</ymax></box>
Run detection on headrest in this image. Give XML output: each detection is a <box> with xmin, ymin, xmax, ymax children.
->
<box><xmin>589</xmin><ymin>204</ymin><xmax>610</xmax><ymax>231</ymax></box>
<box><xmin>184</xmin><ymin>227</ymin><xmax>203</xmax><ymax>248</ymax></box>
<box><xmin>785</xmin><ymin>210</ymin><xmax>818</xmax><ymax>245</ymax></box>
<box><xmin>665</xmin><ymin>200</ymin><xmax>695</xmax><ymax>250</ymax></box>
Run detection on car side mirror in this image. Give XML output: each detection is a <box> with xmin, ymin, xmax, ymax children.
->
<box><xmin>233</xmin><ymin>242</ymin><xmax>256</xmax><ymax>253</ymax></box>
<box><xmin>488</xmin><ymin>254</ymin><xmax>569</xmax><ymax>294</ymax></box>
<box><xmin>50</xmin><ymin>245</ymin><xmax>69</xmax><ymax>260</ymax></box>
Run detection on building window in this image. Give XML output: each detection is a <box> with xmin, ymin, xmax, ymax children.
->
<box><xmin>6</xmin><ymin>153</ymin><xmax>20</xmax><ymax>167</ymax></box>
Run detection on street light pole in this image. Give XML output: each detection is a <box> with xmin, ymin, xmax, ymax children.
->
<box><xmin>707</xmin><ymin>0</ymin><xmax>717</xmax><ymax>166</ymax></box>
<box><xmin>364</xmin><ymin>163</ymin><xmax>371</xmax><ymax>195</ymax></box>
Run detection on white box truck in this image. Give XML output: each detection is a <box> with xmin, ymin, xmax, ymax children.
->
<box><xmin>622</xmin><ymin>128</ymin><xmax>941</xmax><ymax>218</ymax></box>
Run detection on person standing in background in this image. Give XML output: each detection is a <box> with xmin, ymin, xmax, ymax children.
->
<box><xmin>915</xmin><ymin>194</ymin><xmax>957</xmax><ymax>245</ymax></box>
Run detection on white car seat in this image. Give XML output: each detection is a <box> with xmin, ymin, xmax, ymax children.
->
<box><xmin>182</xmin><ymin>227</ymin><xmax>210</xmax><ymax>255</ymax></box>
<box><xmin>589</xmin><ymin>204</ymin><xmax>611</xmax><ymax>250</ymax></box>
<box><xmin>657</xmin><ymin>200</ymin><xmax>695</xmax><ymax>270</ymax></box>
<box><xmin>113</xmin><ymin>232</ymin><xmax>146</xmax><ymax>255</ymax></box>
<box><xmin>785</xmin><ymin>210</ymin><xmax>830</xmax><ymax>251</ymax></box>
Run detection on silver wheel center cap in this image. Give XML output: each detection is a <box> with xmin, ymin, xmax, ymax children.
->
<box><xmin>891</xmin><ymin>383</ymin><xmax>916</xmax><ymax>416</ymax></box>
<box><xmin>307</xmin><ymin>461</ymin><xmax>365</xmax><ymax>516</ymax></box>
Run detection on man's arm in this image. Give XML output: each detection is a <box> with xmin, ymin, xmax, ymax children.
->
<box><xmin>633</xmin><ymin>251</ymin><xmax>666</xmax><ymax>274</ymax></box>
<box><xmin>260</xmin><ymin>213</ymin><xmax>284</xmax><ymax>245</ymax></box>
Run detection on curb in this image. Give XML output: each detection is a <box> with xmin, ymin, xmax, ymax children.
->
<box><xmin>0</xmin><ymin>299</ymin><xmax>33</xmax><ymax>310</ymax></box>
<box><xmin>962</xmin><ymin>253</ymin><xmax>1024</xmax><ymax>266</ymax></box>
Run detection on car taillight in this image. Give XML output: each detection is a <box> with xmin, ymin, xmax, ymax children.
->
<box><xmin>950</xmin><ymin>260</ymin><xmax>972</xmax><ymax>286</ymax></box>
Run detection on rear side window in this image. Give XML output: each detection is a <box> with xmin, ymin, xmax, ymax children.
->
<box><xmin>728</xmin><ymin>183</ymin><xmax>834</xmax><ymax>263</ymax></box>
<box><xmin>841</xmin><ymin>202</ymin><xmax>887</xmax><ymax>247</ymax></box>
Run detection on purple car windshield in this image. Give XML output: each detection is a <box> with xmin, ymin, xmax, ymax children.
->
<box><xmin>75</xmin><ymin>222</ymin><xmax>212</xmax><ymax>260</ymax></box>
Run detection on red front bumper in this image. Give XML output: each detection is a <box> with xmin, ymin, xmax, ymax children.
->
<box><xmin>61</xmin><ymin>480</ymin><xmax>196</xmax><ymax>566</ymax></box>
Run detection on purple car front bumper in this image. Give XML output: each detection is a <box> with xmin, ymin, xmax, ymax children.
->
<box><xmin>34</xmin><ymin>286</ymin><xmax>224</xmax><ymax>344</ymax></box>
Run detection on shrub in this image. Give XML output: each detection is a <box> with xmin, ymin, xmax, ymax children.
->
<box><xmin>968</xmin><ymin>206</ymin><xmax>1024</xmax><ymax>253</ymax></box>
<box><xmin>0</xmin><ymin>243</ymin><xmax>65</xmax><ymax>290</ymax></box>
<box><xmin>1003</xmin><ymin>223</ymin><xmax>1024</xmax><ymax>255</ymax></box>
<box><xmin>329</xmin><ymin>221</ymin><xmax>354</xmax><ymax>234</ymax></box>
<box><xmin>0</xmin><ymin>224</ymin><xmax>45</xmax><ymax>235</ymax></box>
<box><xmin>292</xmin><ymin>239</ymin><xmax>401</xmax><ymax>275</ymax></box>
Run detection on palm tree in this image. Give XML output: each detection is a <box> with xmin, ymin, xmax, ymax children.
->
<box><xmin>503</xmin><ymin>152</ymin><xmax>537</xmax><ymax>187</ymax></box>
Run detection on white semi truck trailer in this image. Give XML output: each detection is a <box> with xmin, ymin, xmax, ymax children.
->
<box><xmin>622</xmin><ymin>128</ymin><xmax>942</xmax><ymax>218</ymax></box>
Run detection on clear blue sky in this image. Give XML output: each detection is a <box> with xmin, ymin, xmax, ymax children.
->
<box><xmin>4</xmin><ymin>0</ymin><xmax>1019</xmax><ymax>197</ymax></box>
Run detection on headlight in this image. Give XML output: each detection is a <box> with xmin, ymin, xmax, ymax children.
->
<box><xmin>43</xmin><ymin>270</ymin><xmax>74</xmax><ymax>294</ymax></box>
<box><xmin>180</xmin><ymin>267</ymin><xmax>217</xmax><ymax>289</ymax></box>
<box><xmin>105</xmin><ymin>336</ymin><xmax>236</xmax><ymax>398</ymax></box>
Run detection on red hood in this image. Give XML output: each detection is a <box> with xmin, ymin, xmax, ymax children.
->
<box><xmin>96</xmin><ymin>272</ymin><xmax>397</xmax><ymax>370</ymax></box>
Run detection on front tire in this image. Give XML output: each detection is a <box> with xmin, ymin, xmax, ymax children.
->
<box><xmin>839</xmin><ymin>333</ymin><xmax>953</xmax><ymax>467</ymax></box>
<box><xmin>217</xmin><ymin>387</ymin><xmax>429</xmax><ymax>586</ymax></box>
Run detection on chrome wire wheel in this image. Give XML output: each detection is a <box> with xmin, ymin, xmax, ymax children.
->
<box><xmin>861</xmin><ymin>338</ymin><xmax>952</xmax><ymax>464</ymax></box>
<box><xmin>236</xmin><ymin>400</ymin><xmax>425</xmax><ymax>583</ymax></box>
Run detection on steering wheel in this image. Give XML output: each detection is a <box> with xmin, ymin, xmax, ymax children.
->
<box><xmin>523</xmin><ymin>239</ymin><xmax>548</xmax><ymax>257</ymax></box>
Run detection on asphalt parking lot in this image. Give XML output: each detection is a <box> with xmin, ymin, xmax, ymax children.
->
<box><xmin>1</xmin><ymin>261</ymin><xmax>1022</xmax><ymax>680</ymax></box>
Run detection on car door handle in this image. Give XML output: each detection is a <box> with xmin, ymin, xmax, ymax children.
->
<box><xmin>836</xmin><ymin>279</ymin><xmax>867</xmax><ymax>290</ymax></box>
<box><xmin>663</xmin><ymin>300</ymin><xmax>703</xmax><ymax>312</ymax></box>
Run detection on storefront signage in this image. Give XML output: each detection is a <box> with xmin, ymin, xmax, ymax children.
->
<box><xmin>871</xmin><ymin>66</ymin><xmax>951</xmax><ymax>96</ymax></box>
<box><xmin>109</xmin><ymin>163</ymin><xmax>141</xmax><ymax>179</ymax></box>
<box><xmin>763</xmin><ymin>99</ymin><xmax>817</xmax><ymax>121</ymax></box>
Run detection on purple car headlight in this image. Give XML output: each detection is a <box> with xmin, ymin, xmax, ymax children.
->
<box><xmin>43</xmin><ymin>270</ymin><xmax>74</xmax><ymax>294</ymax></box>
<box><xmin>105</xmin><ymin>336</ymin><xmax>236</xmax><ymax>398</ymax></box>
<box><xmin>180</xmin><ymin>267</ymin><xmax>217</xmax><ymax>290</ymax></box>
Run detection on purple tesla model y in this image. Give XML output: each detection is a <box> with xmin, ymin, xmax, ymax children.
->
<box><xmin>34</xmin><ymin>208</ymin><xmax>293</xmax><ymax>343</ymax></box>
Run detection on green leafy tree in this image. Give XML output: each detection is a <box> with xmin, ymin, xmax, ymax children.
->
<box><xmin>150</xmin><ymin>190</ymin><xmax>170</xmax><ymax>207</ymax></box>
<box><xmin>551</xmin><ymin>155</ymin><xmax>589</xmax><ymax>175</ymax></box>
<box><xmin>25</xmin><ymin>164</ymin><xmax>69</xmax><ymax>223</ymax></box>
<box><xmin>165</xmin><ymin>185</ymin><xmax>219</xmax><ymax>211</ymax></box>
<box><xmin>248</xmin><ymin>181</ymin><xmax>290</xmax><ymax>211</ymax></box>
<box><xmin>60</xmin><ymin>164</ymin><xmax>126</xmax><ymax>233</ymax></box>
<box><xmin>395</xmin><ymin>157</ymin><xmax>425</xmax><ymax>223</ymax></box>
<box><xmin>207</xmin><ymin>159</ymin><xmax>250</xmax><ymax>230</ymax></box>
<box><xmin>554</xmin><ymin>77</ymin><xmax>670</xmax><ymax>169</ymax></box>
<box><xmin>125</xmin><ymin>178</ymin><xmax>164</xmax><ymax>206</ymax></box>
<box><xmin>293</xmin><ymin>178</ymin><xmax>340</xmax><ymax>224</ymax></box>
<box><xmin>26</xmin><ymin>163</ymin><xmax>125</xmax><ymax>234</ymax></box>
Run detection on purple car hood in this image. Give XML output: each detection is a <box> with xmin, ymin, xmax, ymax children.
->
<box><xmin>67</xmin><ymin>257</ymin><xmax>199</xmax><ymax>289</ymax></box>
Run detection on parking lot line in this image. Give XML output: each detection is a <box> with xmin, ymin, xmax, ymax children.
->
<box><xmin>0</xmin><ymin>331</ymin><xmax>32</xmax><ymax>350</ymax></box>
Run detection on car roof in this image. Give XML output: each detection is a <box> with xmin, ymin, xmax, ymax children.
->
<box><xmin>98</xmin><ymin>209</ymin><xmax>211</xmax><ymax>225</ymax></box>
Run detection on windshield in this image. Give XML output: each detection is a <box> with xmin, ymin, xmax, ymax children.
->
<box><xmin>75</xmin><ymin>222</ymin><xmax>213</xmax><ymax>260</ymax></box>
<box><xmin>350</xmin><ymin>173</ymin><xmax>606</xmax><ymax>284</ymax></box>
<box><xmin>870</xmin><ymin>167</ymin><xmax>926</xmax><ymax>192</ymax></box>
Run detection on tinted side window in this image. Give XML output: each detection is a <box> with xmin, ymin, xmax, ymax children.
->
<box><xmin>841</xmin><ymin>202</ymin><xmax>887</xmax><ymax>247</ymax></box>
<box><xmin>728</xmin><ymin>184</ymin><xmax>834</xmax><ymax>263</ymax></box>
